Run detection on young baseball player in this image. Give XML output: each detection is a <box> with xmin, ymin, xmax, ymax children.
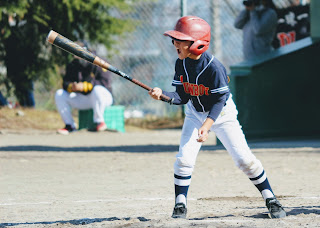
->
<box><xmin>149</xmin><ymin>16</ymin><xmax>286</xmax><ymax>219</ymax></box>
<box><xmin>55</xmin><ymin>41</ymin><xmax>113</xmax><ymax>135</ymax></box>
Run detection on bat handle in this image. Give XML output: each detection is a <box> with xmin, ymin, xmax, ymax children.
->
<box><xmin>131</xmin><ymin>79</ymin><xmax>174</xmax><ymax>104</ymax></box>
<box><xmin>94</xmin><ymin>59</ymin><xmax>174</xmax><ymax>104</ymax></box>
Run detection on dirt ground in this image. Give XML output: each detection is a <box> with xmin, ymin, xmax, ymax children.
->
<box><xmin>0</xmin><ymin>128</ymin><xmax>320</xmax><ymax>228</ymax></box>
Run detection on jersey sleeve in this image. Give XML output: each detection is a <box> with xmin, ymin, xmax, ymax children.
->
<box><xmin>210</xmin><ymin>66</ymin><xmax>229</xmax><ymax>95</ymax></box>
<box><xmin>162</xmin><ymin>86</ymin><xmax>190</xmax><ymax>105</ymax></box>
<box><xmin>171</xmin><ymin>71</ymin><xmax>183</xmax><ymax>86</ymax></box>
<box><xmin>207</xmin><ymin>65</ymin><xmax>230</xmax><ymax>121</ymax></box>
<box><xmin>162</xmin><ymin>71</ymin><xmax>190</xmax><ymax>105</ymax></box>
<box><xmin>207</xmin><ymin>93</ymin><xmax>228</xmax><ymax>121</ymax></box>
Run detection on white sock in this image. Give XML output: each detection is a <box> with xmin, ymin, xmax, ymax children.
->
<box><xmin>176</xmin><ymin>194</ymin><xmax>187</xmax><ymax>206</ymax></box>
<box><xmin>261</xmin><ymin>189</ymin><xmax>275</xmax><ymax>200</ymax></box>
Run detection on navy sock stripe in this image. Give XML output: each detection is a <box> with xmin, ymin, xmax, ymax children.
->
<box><xmin>249</xmin><ymin>170</ymin><xmax>265</xmax><ymax>181</ymax></box>
<box><xmin>174</xmin><ymin>174</ymin><xmax>191</xmax><ymax>180</ymax></box>
<box><xmin>254</xmin><ymin>178</ymin><xmax>274</xmax><ymax>194</ymax></box>
<box><xmin>175</xmin><ymin>184</ymin><xmax>189</xmax><ymax>198</ymax></box>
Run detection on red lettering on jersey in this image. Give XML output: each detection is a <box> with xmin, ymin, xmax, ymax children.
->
<box><xmin>188</xmin><ymin>84</ymin><xmax>194</xmax><ymax>95</ymax></box>
<box><xmin>199</xmin><ymin>84</ymin><xmax>210</xmax><ymax>96</ymax></box>
<box><xmin>199</xmin><ymin>84</ymin><xmax>204</xmax><ymax>95</ymax></box>
<box><xmin>205</xmin><ymin>87</ymin><xmax>209</xmax><ymax>96</ymax></box>
<box><xmin>194</xmin><ymin>85</ymin><xmax>199</xmax><ymax>96</ymax></box>
<box><xmin>180</xmin><ymin>76</ymin><xmax>188</xmax><ymax>93</ymax></box>
<box><xmin>179</xmin><ymin>75</ymin><xmax>210</xmax><ymax>96</ymax></box>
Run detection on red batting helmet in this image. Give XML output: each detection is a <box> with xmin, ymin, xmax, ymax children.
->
<box><xmin>164</xmin><ymin>16</ymin><xmax>211</xmax><ymax>55</ymax></box>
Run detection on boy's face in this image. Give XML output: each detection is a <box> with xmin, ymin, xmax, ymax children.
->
<box><xmin>172</xmin><ymin>39</ymin><xmax>193</xmax><ymax>60</ymax></box>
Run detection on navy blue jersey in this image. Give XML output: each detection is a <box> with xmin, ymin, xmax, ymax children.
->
<box><xmin>162</xmin><ymin>52</ymin><xmax>230</xmax><ymax>121</ymax></box>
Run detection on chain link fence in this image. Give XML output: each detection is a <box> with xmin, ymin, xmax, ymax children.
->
<box><xmin>103</xmin><ymin>0</ymin><xmax>237</xmax><ymax>118</ymax></box>
<box><xmin>100</xmin><ymin>0</ymin><xmax>309</xmax><ymax>119</ymax></box>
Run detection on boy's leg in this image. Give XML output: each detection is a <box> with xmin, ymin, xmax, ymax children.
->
<box><xmin>172</xmin><ymin>104</ymin><xmax>203</xmax><ymax>218</ymax></box>
<box><xmin>212</xmin><ymin>97</ymin><xmax>286</xmax><ymax>218</ymax></box>
<box><xmin>214</xmin><ymin>117</ymin><xmax>275</xmax><ymax>199</ymax></box>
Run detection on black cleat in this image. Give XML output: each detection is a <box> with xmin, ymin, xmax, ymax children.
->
<box><xmin>172</xmin><ymin>203</ymin><xmax>187</xmax><ymax>219</ymax></box>
<box><xmin>266</xmin><ymin>197</ymin><xmax>286</xmax><ymax>219</ymax></box>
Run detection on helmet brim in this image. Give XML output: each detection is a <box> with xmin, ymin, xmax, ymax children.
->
<box><xmin>164</xmin><ymin>30</ymin><xmax>195</xmax><ymax>41</ymax></box>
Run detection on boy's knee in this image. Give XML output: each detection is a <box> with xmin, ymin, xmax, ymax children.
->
<box><xmin>236</xmin><ymin>157</ymin><xmax>263</xmax><ymax>177</ymax></box>
<box><xmin>174</xmin><ymin>157</ymin><xmax>194</xmax><ymax>176</ymax></box>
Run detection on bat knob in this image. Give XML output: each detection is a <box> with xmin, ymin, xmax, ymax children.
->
<box><xmin>46</xmin><ymin>30</ymin><xmax>58</xmax><ymax>44</ymax></box>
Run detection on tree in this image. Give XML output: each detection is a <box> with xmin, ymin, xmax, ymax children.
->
<box><xmin>0</xmin><ymin>0</ymin><xmax>134</xmax><ymax>107</ymax></box>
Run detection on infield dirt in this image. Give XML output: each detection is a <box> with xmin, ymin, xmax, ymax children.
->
<box><xmin>0</xmin><ymin>129</ymin><xmax>320</xmax><ymax>228</ymax></box>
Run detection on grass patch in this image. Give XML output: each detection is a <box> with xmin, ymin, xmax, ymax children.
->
<box><xmin>0</xmin><ymin>107</ymin><xmax>184</xmax><ymax>131</ymax></box>
<box><xmin>0</xmin><ymin>107</ymin><xmax>66</xmax><ymax>130</ymax></box>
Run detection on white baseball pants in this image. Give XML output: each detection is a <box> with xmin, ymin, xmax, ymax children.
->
<box><xmin>55</xmin><ymin>85</ymin><xmax>113</xmax><ymax>129</ymax></box>
<box><xmin>174</xmin><ymin>94</ymin><xmax>263</xmax><ymax>179</ymax></box>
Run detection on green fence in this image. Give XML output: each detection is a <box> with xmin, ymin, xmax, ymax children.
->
<box><xmin>229</xmin><ymin>37</ymin><xmax>320</xmax><ymax>139</ymax></box>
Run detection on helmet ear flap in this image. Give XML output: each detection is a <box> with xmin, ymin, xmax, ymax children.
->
<box><xmin>189</xmin><ymin>40</ymin><xmax>209</xmax><ymax>55</ymax></box>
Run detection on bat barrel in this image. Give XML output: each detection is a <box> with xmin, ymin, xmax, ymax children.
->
<box><xmin>46</xmin><ymin>30</ymin><xmax>96</xmax><ymax>63</ymax></box>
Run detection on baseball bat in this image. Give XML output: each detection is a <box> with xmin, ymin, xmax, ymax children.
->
<box><xmin>46</xmin><ymin>30</ymin><xmax>173</xmax><ymax>104</ymax></box>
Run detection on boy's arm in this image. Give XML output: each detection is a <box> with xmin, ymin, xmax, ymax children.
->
<box><xmin>149</xmin><ymin>86</ymin><xmax>190</xmax><ymax>105</ymax></box>
<box><xmin>197</xmin><ymin>118</ymin><xmax>214</xmax><ymax>142</ymax></box>
<box><xmin>197</xmin><ymin>93</ymin><xmax>228</xmax><ymax>143</ymax></box>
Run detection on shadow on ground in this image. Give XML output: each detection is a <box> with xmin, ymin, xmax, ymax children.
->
<box><xmin>1</xmin><ymin>139</ymin><xmax>320</xmax><ymax>153</ymax></box>
<box><xmin>0</xmin><ymin>145</ymin><xmax>180</xmax><ymax>153</ymax></box>
<box><xmin>0</xmin><ymin>216</ymin><xmax>150</xmax><ymax>227</ymax></box>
